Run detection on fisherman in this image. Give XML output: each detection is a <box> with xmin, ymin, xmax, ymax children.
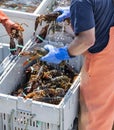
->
<box><xmin>41</xmin><ymin>0</ymin><xmax>114</xmax><ymax>130</ymax></box>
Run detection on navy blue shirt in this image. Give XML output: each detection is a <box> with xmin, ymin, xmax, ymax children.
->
<box><xmin>70</xmin><ymin>0</ymin><xmax>114</xmax><ymax>53</ymax></box>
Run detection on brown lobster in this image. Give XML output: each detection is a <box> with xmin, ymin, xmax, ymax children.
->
<box><xmin>10</xmin><ymin>23</ymin><xmax>24</xmax><ymax>55</ymax></box>
<box><xmin>20</xmin><ymin>47</ymin><xmax>48</xmax><ymax>66</ymax></box>
<box><xmin>11</xmin><ymin>57</ymin><xmax>79</xmax><ymax>104</ymax></box>
<box><xmin>34</xmin><ymin>11</ymin><xmax>70</xmax><ymax>43</ymax></box>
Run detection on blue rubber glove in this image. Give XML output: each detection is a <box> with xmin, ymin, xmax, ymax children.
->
<box><xmin>54</xmin><ymin>6</ymin><xmax>70</xmax><ymax>22</ymax></box>
<box><xmin>41</xmin><ymin>45</ymin><xmax>70</xmax><ymax>64</ymax></box>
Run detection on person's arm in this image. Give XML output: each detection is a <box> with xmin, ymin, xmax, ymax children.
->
<box><xmin>68</xmin><ymin>27</ymin><xmax>95</xmax><ymax>56</ymax></box>
<box><xmin>41</xmin><ymin>1</ymin><xmax>95</xmax><ymax>64</ymax></box>
<box><xmin>0</xmin><ymin>10</ymin><xmax>22</xmax><ymax>35</ymax></box>
<box><xmin>41</xmin><ymin>27</ymin><xmax>95</xmax><ymax>64</ymax></box>
<box><xmin>0</xmin><ymin>10</ymin><xmax>9</xmax><ymax>22</ymax></box>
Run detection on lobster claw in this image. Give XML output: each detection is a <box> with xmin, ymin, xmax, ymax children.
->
<box><xmin>35</xmin><ymin>24</ymin><xmax>49</xmax><ymax>43</ymax></box>
<box><xmin>9</xmin><ymin>37</ymin><xmax>17</xmax><ymax>55</ymax></box>
<box><xmin>20</xmin><ymin>47</ymin><xmax>48</xmax><ymax>66</ymax></box>
<box><xmin>16</xmin><ymin>31</ymin><xmax>24</xmax><ymax>55</ymax></box>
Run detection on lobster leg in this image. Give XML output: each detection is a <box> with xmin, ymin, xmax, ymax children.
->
<box><xmin>34</xmin><ymin>16</ymin><xmax>40</xmax><ymax>34</ymax></box>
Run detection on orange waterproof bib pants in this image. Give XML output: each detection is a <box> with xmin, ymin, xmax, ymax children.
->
<box><xmin>79</xmin><ymin>27</ymin><xmax>114</xmax><ymax>130</ymax></box>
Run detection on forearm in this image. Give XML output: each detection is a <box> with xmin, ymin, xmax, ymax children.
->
<box><xmin>0</xmin><ymin>10</ymin><xmax>9</xmax><ymax>23</ymax></box>
<box><xmin>68</xmin><ymin>28</ymin><xmax>95</xmax><ymax>56</ymax></box>
<box><xmin>68</xmin><ymin>37</ymin><xmax>92</xmax><ymax>56</ymax></box>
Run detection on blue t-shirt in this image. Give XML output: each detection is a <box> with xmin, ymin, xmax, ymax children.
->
<box><xmin>70</xmin><ymin>0</ymin><xmax>114</xmax><ymax>53</ymax></box>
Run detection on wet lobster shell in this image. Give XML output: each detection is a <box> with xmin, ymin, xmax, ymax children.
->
<box><xmin>9</xmin><ymin>23</ymin><xmax>24</xmax><ymax>55</ymax></box>
<box><xmin>12</xmin><ymin>59</ymin><xmax>78</xmax><ymax>105</ymax></box>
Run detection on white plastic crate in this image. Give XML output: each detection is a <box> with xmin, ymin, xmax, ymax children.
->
<box><xmin>0</xmin><ymin>43</ymin><xmax>10</xmax><ymax>63</ymax></box>
<box><xmin>0</xmin><ymin>38</ymin><xmax>80</xmax><ymax>130</ymax></box>
<box><xmin>0</xmin><ymin>1</ymin><xmax>82</xmax><ymax>128</ymax></box>
<box><xmin>0</xmin><ymin>79</ymin><xmax>79</xmax><ymax>130</ymax></box>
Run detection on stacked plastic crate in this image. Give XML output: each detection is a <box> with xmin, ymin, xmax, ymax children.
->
<box><xmin>0</xmin><ymin>0</ymin><xmax>81</xmax><ymax>129</ymax></box>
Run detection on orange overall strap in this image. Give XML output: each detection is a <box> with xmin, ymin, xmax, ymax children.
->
<box><xmin>79</xmin><ymin>27</ymin><xmax>114</xmax><ymax>130</ymax></box>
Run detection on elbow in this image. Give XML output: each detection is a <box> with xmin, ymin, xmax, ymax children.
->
<box><xmin>87</xmin><ymin>37</ymin><xmax>95</xmax><ymax>47</ymax></box>
<box><xmin>81</xmin><ymin>27</ymin><xmax>96</xmax><ymax>48</ymax></box>
<box><xmin>83</xmin><ymin>35</ymin><xmax>96</xmax><ymax>48</ymax></box>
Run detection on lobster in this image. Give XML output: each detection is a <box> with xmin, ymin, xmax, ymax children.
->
<box><xmin>20</xmin><ymin>47</ymin><xmax>48</xmax><ymax>66</ymax></box>
<box><xmin>10</xmin><ymin>23</ymin><xmax>24</xmax><ymax>55</ymax></box>
<box><xmin>34</xmin><ymin>11</ymin><xmax>70</xmax><ymax>44</ymax></box>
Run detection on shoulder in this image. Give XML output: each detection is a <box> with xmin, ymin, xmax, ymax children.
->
<box><xmin>70</xmin><ymin>0</ymin><xmax>95</xmax><ymax>34</ymax></box>
<box><xmin>70</xmin><ymin>0</ymin><xmax>94</xmax><ymax>4</ymax></box>
<box><xmin>70</xmin><ymin>0</ymin><xmax>94</xmax><ymax>9</ymax></box>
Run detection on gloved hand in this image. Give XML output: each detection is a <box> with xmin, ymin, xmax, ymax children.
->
<box><xmin>2</xmin><ymin>19</ymin><xmax>22</xmax><ymax>35</ymax></box>
<box><xmin>41</xmin><ymin>45</ymin><xmax>71</xmax><ymax>64</ymax></box>
<box><xmin>54</xmin><ymin>6</ymin><xmax>70</xmax><ymax>22</ymax></box>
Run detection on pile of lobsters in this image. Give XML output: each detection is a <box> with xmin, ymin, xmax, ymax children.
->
<box><xmin>12</xmin><ymin>48</ymin><xmax>78</xmax><ymax>105</ymax></box>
